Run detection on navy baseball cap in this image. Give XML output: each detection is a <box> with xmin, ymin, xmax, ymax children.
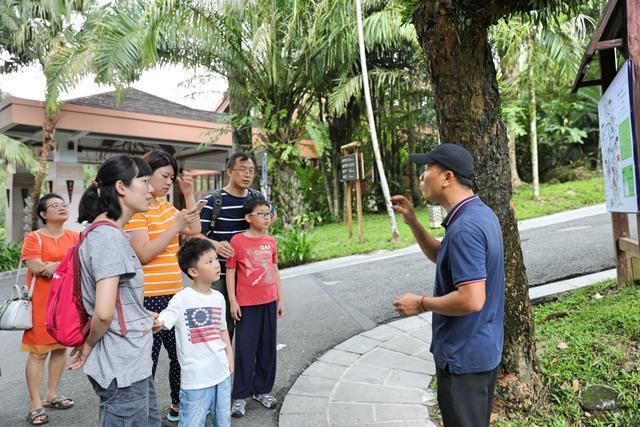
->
<box><xmin>409</xmin><ymin>143</ymin><xmax>475</xmax><ymax>180</ymax></box>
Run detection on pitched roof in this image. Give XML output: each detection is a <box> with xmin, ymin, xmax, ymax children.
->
<box><xmin>66</xmin><ymin>88</ymin><xmax>226</xmax><ymax>123</ymax></box>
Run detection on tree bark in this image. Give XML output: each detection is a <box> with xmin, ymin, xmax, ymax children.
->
<box><xmin>31</xmin><ymin>113</ymin><xmax>57</xmax><ymax>230</ymax></box>
<box><xmin>528</xmin><ymin>48</ymin><xmax>540</xmax><ymax>200</ymax></box>
<box><xmin>407</xmin><ymin>126</ymin><xmax>422</xmax><ymax>203</ymax></box>
<box><xmin>412</xmin><ymin>4</ymin><xmax>541</xmax><ymax>409</ymax></box>
<box><xmin>272</xmin><ymin>161</ymin><xmax>302</xmax><ymax>229</ymax></box>
<box><xmin>508</xmin><ymin>132</ymin><xmax>524</xmax><ymax>190</ymax></box>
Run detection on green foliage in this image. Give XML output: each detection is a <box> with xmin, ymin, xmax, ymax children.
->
<box><xmin>0</xmin><ymin>228</ymin><xmax>21</xmax><ymax>272</ymax></box>
<box><xmin>275</xmin><ymin>229</ymin><xmax>317</xmax><ymax>267</ymax></box>
<box><xmin>496</xmin><ymin>281</ymin><xmax>640</xmax><ymax>425</ymax></box>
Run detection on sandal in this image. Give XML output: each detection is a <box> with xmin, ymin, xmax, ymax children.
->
<box><xmin>43</xmin><ymin>395</ymin><xmax>74</xmax><ymax>410</ymax></box>
<box><xmin>27</xmin><ymin>408</ymin><xmax>49</xmax><ymax>425</ymax></box>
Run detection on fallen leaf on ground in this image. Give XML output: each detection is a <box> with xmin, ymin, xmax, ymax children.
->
<box><xmin>557</xmin><ymin>341</ymin><xmax>569</xmax><ymax>349</ymax></box>
<box><xmin>572</xmin><ymin>379</ymin><xmax>581</xmax><ymax>391</ymax></box>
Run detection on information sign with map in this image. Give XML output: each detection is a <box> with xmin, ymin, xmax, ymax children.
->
<box><xmin>598</xmin><ymin>59</ymin><xmax>639</xmax><ymax>212</ymax></box>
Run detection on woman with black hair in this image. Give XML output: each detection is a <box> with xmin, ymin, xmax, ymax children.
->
<box><xmin>123</xmin><ymin>149</ymin><xmax>202</xmax><ymax>422</ymax></box>
<box><xmin>67</xmin><ymin>154</ymin><xmax>161</xmax><ymax>426</ymax></box>
<box><xmin>22</xmin><ymin>193</ymin><xmax>79</xmax><ymax>425</ymax></box>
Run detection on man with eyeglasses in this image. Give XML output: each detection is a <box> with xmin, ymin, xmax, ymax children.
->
<box><xmin>199</xmin><ymin>152</ymin><xmax>273</xmax><ymax>340</ymax></box>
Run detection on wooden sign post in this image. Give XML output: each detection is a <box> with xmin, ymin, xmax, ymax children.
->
<box><xmin>341</xmin><ymin>142</ymin><xmax>365</xmax><ymax>242</ymax></box>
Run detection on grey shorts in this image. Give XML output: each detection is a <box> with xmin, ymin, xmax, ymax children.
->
<box><xmin>89</xmin><ymin>375</ymin><xmax>161</xmax><ymax>427</ymax></box>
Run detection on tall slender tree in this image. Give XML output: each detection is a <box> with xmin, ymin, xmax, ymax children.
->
<box><xmin>355</xmin><ymin>0</ymin><xmax>399</xmax><ymax>239</ymax></box>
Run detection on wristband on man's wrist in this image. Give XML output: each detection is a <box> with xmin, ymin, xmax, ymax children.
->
<box><xmin>420</xmin><ymin>296</ymin><xmax>427</xmax><ymax>313</ymax></box>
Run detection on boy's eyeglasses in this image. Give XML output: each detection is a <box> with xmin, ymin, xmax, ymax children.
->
<box><xmin>248</xmin><ymin>212</ymin><xmax>272</xmax><ymax>218</ymax></box>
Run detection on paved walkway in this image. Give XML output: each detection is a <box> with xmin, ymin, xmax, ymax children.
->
<box><xmin>279</xmin><ymin>268</ymin><xmax>616</xmax><ymax>426</ymax></box>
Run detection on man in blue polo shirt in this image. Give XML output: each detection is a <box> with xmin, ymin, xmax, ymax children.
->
<box><xmin>391</xmin><ymin>143</ymin><xmax>504</xmax><ymax>427</ymax></box>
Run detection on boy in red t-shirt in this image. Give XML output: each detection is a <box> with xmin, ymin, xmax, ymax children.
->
<box><xmin>226</xmin><ymin>198</ymin><xmax>284</xmax><ymax>418</ymax></box>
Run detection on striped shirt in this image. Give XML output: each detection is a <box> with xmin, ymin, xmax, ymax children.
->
<box><xmin>124</xmin><ymin>197</ymin><xmax>183</xmax><ymax>297</ymax></box>
<box><xmin>200</xmin><ymin>189</ymin><xmax>268</xmax><ymax>276</ymax></box>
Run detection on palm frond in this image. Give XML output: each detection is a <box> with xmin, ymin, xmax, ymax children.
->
<box><xmin>0</xmin><ymin>133</ymin><xmax>38</xmax><ymax>172</ymax></box>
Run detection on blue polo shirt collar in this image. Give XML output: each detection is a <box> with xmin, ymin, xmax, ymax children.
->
<box><xmin>441</xmin><ymin>195</ymin><xmax>479</xmax><ymax>229</ymax></box>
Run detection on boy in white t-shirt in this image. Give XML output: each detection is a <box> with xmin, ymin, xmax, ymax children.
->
<box><xmin>156</xmin><ymin>238</ymin><xmax>234</xmax><ymax>426</ymax></box>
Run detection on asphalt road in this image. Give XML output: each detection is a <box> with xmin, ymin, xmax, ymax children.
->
<box><xmin>0</xmin><ymin>211</ymin><xmax>618</xmax><ymax>426</ymax></box>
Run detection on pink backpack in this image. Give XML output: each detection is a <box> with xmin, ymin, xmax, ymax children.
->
<box><xmin>46</xmin><ymin>221</ymin><xmax>128</xmax><ymax>347</ymax></box>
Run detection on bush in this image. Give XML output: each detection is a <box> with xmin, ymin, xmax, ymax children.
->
<box><xmin>276</xmin><ymin>229</ymin><xmax>316</xmax><ymax>268</ymax></box>
<box><xmin>0</xmin><ymin>229</ymin><xmax>21</xmax><ymax>272</ymax></box>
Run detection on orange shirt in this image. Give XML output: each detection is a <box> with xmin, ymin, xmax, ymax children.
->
<box><xmin>21</xmin><ymin>229</ymin><xmax>79</xmax><ymax>352</ymax></box>
<box><xmin>124</xmin><ymin>197</ymin><xmax>183</xmax><ymax>297</ymax></box>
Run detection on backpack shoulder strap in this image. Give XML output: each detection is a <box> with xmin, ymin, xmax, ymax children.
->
<box><xmin>247</xmin><ymin>187</ymin><xmax>259</xmax><ymax>200</ymax></box>
<box><xmin>75</xmin><ymin>220</ymin><xmax>128</xmax><ymax>336</ymax></box>
<box><xmin>210</xmin><ymin>189</ymin><xmax>224</xmax><ymax>223</ymax></box>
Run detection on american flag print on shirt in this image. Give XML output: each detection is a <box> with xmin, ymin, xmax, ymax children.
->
<box><xmin>184</xmin><ymin>307</ymin><xmax>222</xmax><ymax>344</ymax></box>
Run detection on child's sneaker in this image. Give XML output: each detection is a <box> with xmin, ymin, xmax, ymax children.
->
<box><xmin>252</xmin><ymin>393</ymin><xmax>278</xmax><ymax>409</ymax></box>
<box><xmin>166</xmin><ymin>404</ymin><xmax>179</xmax><ymax>422</ymax></box>
<box><xmin>231</xmin><ymin>399</ymin><xmax>246</xmax><ymax>417</ymax></box>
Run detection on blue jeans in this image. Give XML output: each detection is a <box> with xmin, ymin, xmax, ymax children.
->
<box><xmin>179</xmin><ymin>376</ymin><xmax>231</xmax><ymax>427</ymax></box>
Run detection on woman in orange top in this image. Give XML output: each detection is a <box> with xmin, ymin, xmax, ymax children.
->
<box><xmin>125</xmin><ymin>150</ymin><xmax>202</xmax><ymax>422</ymax></box>
<box><xmin>22</xmin><ymin>193</ymin><xmax>79</xmax><ymax>425</ymax></box>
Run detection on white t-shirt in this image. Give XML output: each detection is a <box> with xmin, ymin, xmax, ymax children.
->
<box><xmin>158</xmin><ymin>287</ymin><xmax>230</xmax><ymax>390</ymax></box>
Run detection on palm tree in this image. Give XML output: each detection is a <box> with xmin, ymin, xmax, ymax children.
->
<box><xmin>492</xmin><ymin>12</ymin><xmax>594</xmax><ymax>198</ymax></box>
<box><xmin>1</xmin><ymin>0</ymin><xmax>95</xmax><ymax>228</ymax></box>
<box><xmin>68</xmin><ymin>0</ymin><xmax>354</xmax><ymax>228</ymax></box>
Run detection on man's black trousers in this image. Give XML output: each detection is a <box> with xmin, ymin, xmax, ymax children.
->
<box><xmin>436</xmin><ymin>365</ymin><xmax>498</xmax><ymax>427</ymax></box>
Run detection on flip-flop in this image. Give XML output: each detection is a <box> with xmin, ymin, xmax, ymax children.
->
<box><xmin>26</xmin><ymin>408</ymin><xmax>49</xmax><ymax>425</ymax></box>
<box><xmin>43</xmin><ymin>395</ymin><xmax>74</xmax><ymax>410</ymax></box>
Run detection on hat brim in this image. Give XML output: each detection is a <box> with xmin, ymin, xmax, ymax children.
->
<box><xmin>409</xmin><ymin>153</ymin><xmax>435</xmax><ymax>165</ymax></box>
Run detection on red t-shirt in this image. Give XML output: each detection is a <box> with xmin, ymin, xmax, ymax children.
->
<box><xmin>227</xmin><ymin>233</ymin><xmax>279</xmax><ymax>306</ymax></box>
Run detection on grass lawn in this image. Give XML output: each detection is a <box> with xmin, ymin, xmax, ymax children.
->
<box><xmin>512</xmin><ymin>177</ymin><xmax>604</xmax><ymax>221</ymax></box>
<box><xmin>310</xmin><ymin>209</ymin><xmax>445</xmax><ymax>261</ymax></box>
<box><xmin>303</xmin><ymin>176</ymin><xmax>604</xmax><ymax>262</ymax></box>
<box><xmin>495</xmin><ymin>281</ymin><xmax>640</xmax><ymax>426</ymax></box>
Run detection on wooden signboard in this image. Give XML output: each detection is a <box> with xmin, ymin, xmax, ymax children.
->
<box><xmin>341</xmin><ymin>143</ymin><xmax>364</xmax><ymax>242</ymax></box>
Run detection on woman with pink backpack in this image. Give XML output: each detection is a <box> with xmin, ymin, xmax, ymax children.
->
<box><xmin>67</xmin><ymin>154</ymin><xmax>162</xmax><ymax>426</ymax></box>
<box><xmin>21</xmin><ymin>193</ymin><xmax>79</xmax><ymax>425</ymax></box>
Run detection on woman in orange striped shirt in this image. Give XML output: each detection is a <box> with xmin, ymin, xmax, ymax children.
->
<box><xmin>124</xmin><ymin>150</ymin><xmax>202</xmax><ymax>422</ymax></box>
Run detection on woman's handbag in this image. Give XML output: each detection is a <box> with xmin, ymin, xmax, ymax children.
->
<box><xmin>0</xmin><ymin>232</ymin><xmax>40</xmax><ymax>330</ymax></box>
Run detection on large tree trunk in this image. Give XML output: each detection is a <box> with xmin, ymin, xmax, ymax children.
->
<box><xmin>413</xmin><ymin>5</ymin><xmax>541</xmax><ymax>409</ymax></box>
<box><xmin>31</xmin><ymin>113</ymin><xmax>57</xmax><ymax>230</ymax></box>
